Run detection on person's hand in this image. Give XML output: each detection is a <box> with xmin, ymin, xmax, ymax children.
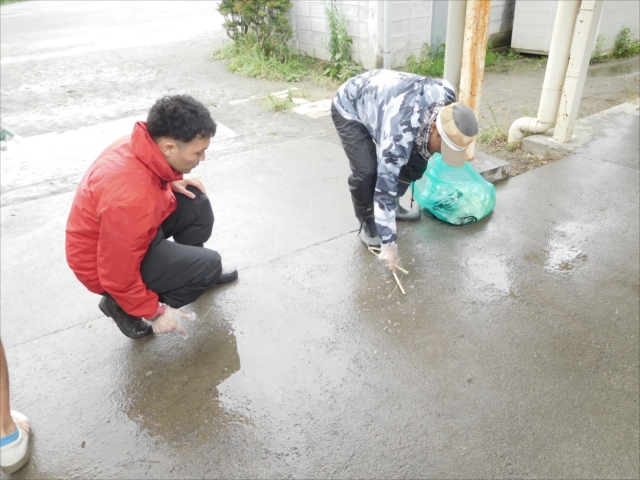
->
<box><xmin>170</xmin><ymin>176</ymin><xmax>206</xmax><ymax>199</ymax></box>
<box><xmin>379</xmin><ymin>243</ymin><xmax>400</xmax><ymax>272</ymax></box>
<box><xmin>150</xmin><ymin>306</ymin><xmax>192</xmax><ymax>337</ymax></box>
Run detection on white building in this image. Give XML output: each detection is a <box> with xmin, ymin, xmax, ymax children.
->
<box><xmin>511</xmin><ymin>0</ymin><xmax>640</xmax><ymax>55</ymax></box>
<box><xmin>289</xmin><ymin>0</ymin><xmax>517</xmax><ymax>70</ymax></box>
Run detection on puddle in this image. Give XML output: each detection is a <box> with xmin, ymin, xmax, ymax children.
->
<box><xmin>543</xmin><ymin>222</ymin><xmax>590</xmax><ymax>273</ymax></box>
<box><xmin>463</xmin><ymin>254</ymin><xmax>514</xmax><ymax>302</ymax></box>
<box><xmin>588</xmin><ymin>57</ymin><xmax>640</xmax><ymax>78</ymax></box>
<box><xmin>544</xmin><ymin>240</ymin><xmax>588</xmax><ymax>272</ymax></box>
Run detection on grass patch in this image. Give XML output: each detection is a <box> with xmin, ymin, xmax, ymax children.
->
<box><xmin>212</xmin><ymin>39</ymin><xmax>312</xmax><ymax>82</ymax></box>
<box><xmin>261</xmin><ymin>87</ymin><xmax>308</xmax><ymax>112</ymax></box>
<box><xmin>591</xmin><ymin>27</ymin><xmax>640</xmax><ymax>64</ymax></box>
<box><xmin>400</xmin><ymin>41</ymin><xmax>525</xmax><ymax>77</ymax></box>
<box><xmin>401</xmin><ymin>43</ymin><xmax>445</xmax><ymax>78</ymax></box>
<box><xmin>0</xmin><ymin>0</ymin><xmax>28</xmax><ymax>4</ymax></box>
<box><xmin>477</xmin><ymin>100</ymin><xmax>508</xmax><ymax>147</ymax></box>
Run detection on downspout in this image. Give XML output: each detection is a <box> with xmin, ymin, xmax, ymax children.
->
<box><xmin>553</xmin><ymin>0</ymin><xmax>604</xmax><ymax>142</ymax></box>
<box><xmin>443</xmin><ymin>0</ymin><xmax>467</xmax><ymax>95</ymax></box>
<box><xmin>383</xmin><ymin>0</ymin><xmax>391</xmax><ymax>69</ymax></box>
<box><xmin>507</xmin><ymin>0</ymin><xmax>581</xmax><ymax>145</ymax></box>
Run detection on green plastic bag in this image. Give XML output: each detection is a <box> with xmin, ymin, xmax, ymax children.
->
<box><xmin>412</xmin><ymin>153</ymin><xmax>496</xmax><ymax>225</ymax></box>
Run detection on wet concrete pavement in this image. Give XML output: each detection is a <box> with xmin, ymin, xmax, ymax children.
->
<box><xmin>1</xmin><ymin>2</ymin><xmax>639</xmax><ymax>478</ymax></box>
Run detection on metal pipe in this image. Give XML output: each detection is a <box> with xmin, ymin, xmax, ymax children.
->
<box><xmin>507</xmin><ymin>0</ymin><xmax>581</xmax><ymax>145</ymax></box>
<box><xmin>458</xmin><ymin>0</ymin><xmax>492</xmax><ymax>160</ymax></box>
<box><xmin>383</xmin><ymin>0</ymin><xmax>391</xmax><ymax>69</ymax></box>
<box><xmin>443</xmin><ymin>0</ymin><xmax>467</xmax><ymax>94</ymax></box>
<box><xmin>553</xmin><ymin>0</ymin><xmax>604</xmax><ymax>143</ymax></box>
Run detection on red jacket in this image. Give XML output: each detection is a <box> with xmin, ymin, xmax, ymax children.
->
<box><xmin>66</xmin><ymin>122</ymin><xmax>182</xmax><ymax>318</ymax></box>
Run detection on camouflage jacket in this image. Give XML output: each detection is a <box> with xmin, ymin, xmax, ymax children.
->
<box><xmin>333</xmin><ymin>69</ymin><xmax>456</xmax><ymax>245</ymax></box>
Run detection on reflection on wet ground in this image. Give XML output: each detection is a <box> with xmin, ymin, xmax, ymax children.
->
<box><xmin>544</xmin><ymin>222</ymin><xmax>590</xmax><ymax>273</ymax></box>
<box><xmin>119</xmin><ymin>304</ymin><xmax>241</xmax><ymax>445</ymax></box>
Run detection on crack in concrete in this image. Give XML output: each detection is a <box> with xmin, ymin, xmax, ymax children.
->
<box><xmin>5</xmin><ymin>228</ymin><xmax>361</xmax><ymax>350</ymax></box>
<box><xmin>574</xmin><ymin>152</ymin><xmax>640</xmax><ymax>173</ymax></box>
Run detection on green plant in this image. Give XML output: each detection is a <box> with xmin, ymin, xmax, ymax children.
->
<box><xmin>263</xmin><ymin>88</ymin><xmax>296</xmax><ymax>111</ymax></box>
<box><xmin>212</xmin><ymin>37</ymin><xmax>310</xmax><ymax>81</ymax></box>
<box><xmin>218</xmin><ymin>0</ymin><xmax>293</xmax><ymax>56</ymax></box>
<box><xmin>324</xmin><ymin>0</ymin><xmax>363</xmax><ymax>81</ymax></box>
<box><xmin>478</xmin><ymin>100</ymin><xmax>508</xmax><ymax>146</ymax></box>
<box><xmin>484</xmin><ymin>41</ymin><xmax>502</xmax><ymax>67</ymax></box>
<box><xmin>613</xmin><ymin>27</ymin><xmax>640</xmax><ymax>58</ymax></box>
<box><xmin>402</xmin><ymin>42</ymin><xmax>446</xmax><ymax>78</ymax></box>
<box><xmin>591</xmin><ymin>34</ymin><xmax>606</xmax><ymax>63</ymax></box>
<box><xmin>506</xmin><ymin>49</ymin><xmax>520</xmax><ymax>60</ymax></box>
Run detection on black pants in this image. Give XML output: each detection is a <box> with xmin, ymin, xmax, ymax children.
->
<box><xmin>140</xmin><ymin>185</ymin><xmax>222</xmax><ymax>309</ymax></box>
<box><xmin>331</xmin><ymin>103</ymin><xmax>428</xmax><ymax>207</ymax></box>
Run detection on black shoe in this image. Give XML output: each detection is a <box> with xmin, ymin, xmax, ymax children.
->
<box><xmin>358</xmin><ymin>215</ymin><xmax>381</xmax><ymax>247</ymax></box>
<box><xmin>216</xmin><ymin>267</ymin><xmax>238</xmax><ymax>285</ymax></box>
<box><xmin>99</xmin><ymin>294</ymin><xmax>153</xmax><ymax>339</ymax></box>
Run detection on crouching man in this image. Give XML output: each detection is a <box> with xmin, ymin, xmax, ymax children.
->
<box><xmin>66</xmin><ymin>95</ymin><xmax>237</xmax><ymax>339</ymax></box>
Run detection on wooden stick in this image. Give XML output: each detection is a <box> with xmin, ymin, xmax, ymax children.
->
<box><xmin>392</xmin><ymin>271</ymin><xmax>406</xmax><ymax>295</ymax></box>
<box><xmin>394</xmin><ymin>265</ymin><xmax>409</xmax><ymax>275</ymax></box>
<box><xmin>367</xmin><ymin>246</ymin><xmax>410</xmax><ymax>274</ymax></box>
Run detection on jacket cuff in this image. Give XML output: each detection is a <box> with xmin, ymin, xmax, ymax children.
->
<box><xmin>145</xmin><ymin>303</ymin><xmax>165</xmax><ymax>321</ymax></box>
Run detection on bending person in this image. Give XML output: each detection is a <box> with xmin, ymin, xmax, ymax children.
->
<box><xmin>331</xmin><ymin>69</ymin><xmax>478</xmax><ymax>271</ymax></box>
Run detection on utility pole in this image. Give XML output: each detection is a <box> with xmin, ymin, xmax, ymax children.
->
<box><xmin>458</xmin><ymin>0</ymin><xmax>492</xmax><ymax>160</ymax></box>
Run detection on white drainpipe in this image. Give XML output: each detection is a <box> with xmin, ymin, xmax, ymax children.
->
<box><xmin>443</xmin><ymin>0</ymin><xmax>467</xmax><ymax>94</ymax></box>
<box><xmin>383</xmin><ymin>0</ymin><xmax>391</xmax><ymax>69</ymax></box>
<box><xmin>553</xmin><ymin>0</ymin><xmax>604</xmax><ymax>143</ymax></box>
<box><xmin>507</xmin><ymin>0</ymin><xmax>581</xmax><ymax>145</ymax></box>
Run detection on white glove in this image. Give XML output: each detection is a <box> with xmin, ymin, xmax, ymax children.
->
<box><xmin>379</xmin><ymin>243</ymin><xmax>400</xmax><ymax>272</ymax></box>
<box><xmin>150</xmin><ymin>306</ymin><xmax>193</xmax><ymax>338</ymax></box>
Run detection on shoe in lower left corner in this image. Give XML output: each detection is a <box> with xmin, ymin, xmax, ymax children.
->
<box><xmin>1</xmin><ymin>411</ymin><xmax>32</xmax><ymax>475</ymax></box>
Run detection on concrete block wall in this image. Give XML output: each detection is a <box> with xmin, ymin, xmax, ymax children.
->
<box><xmin>390</xmin><ymin>1</ymin><xmax>433</xmax><ymax>67</ymax></box>
<box><xmin>289</xmin><ymin>0</ymin><xmax>432</xmax><ymax>70</ymax></box>
<box><xmin>289</xmin><ymin>0</ymin><xmax>377</xmax><ymax>68</ymax></box>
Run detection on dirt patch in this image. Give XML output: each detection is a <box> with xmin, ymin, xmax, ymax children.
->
<box><xmin>476</xmin><ymin>55</ymin><xmax>640</xmax><ymax>176</ymax></box>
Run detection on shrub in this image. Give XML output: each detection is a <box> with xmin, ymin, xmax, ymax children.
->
<box><xmin>218</xmin><ymin>0</ymin><xmax>293</xmax><ymax>56</ymax></box>
<box><xmin>613</xmin><ymin>27</ymin><xmax>640</xmax><ymax>58</ymax></box>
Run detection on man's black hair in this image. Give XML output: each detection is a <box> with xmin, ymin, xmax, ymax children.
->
<box><xmin>147</xmin><ymin>95</ymin><xmax>216</xmax><ymax>143</ymax></box>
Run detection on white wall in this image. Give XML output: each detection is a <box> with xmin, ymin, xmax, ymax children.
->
<box><xmin>290</xmin><ymin>0</ymin><xmax>432</xmax><ymax>70</ymax></box>
<box><xmin>489</xmin><ymin>0</ymin><xmax>516</xmax><ymax>47</ymax></box>
<box><xmin>596</xmin><ymin>0</ymin><xmax>640</xmax><ymax>54</ymax></box>
<box><xmin>511</xmin><ymin>0</ymin><xmax>640</xmax><ymax>55</ymax></box>
<box><xmin>290</xmin><ymin>0</ymin><xmax>377</xmax><ymax>68</ymax></box>
<box><xmin>389</xmin><ymin>1</ymin><xmax>433</xmax><ymax>67</ymax></box>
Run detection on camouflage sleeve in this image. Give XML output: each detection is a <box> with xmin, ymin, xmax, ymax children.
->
<box><xmin>374</xmin><ymin>123</ymin><xmax>414</xmax><ymax>245</ymax></box>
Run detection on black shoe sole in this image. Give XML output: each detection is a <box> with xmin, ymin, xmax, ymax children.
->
<box><xmin>396</xmin><ymin>213</ymin><xmax>421</xmax><ymax>222</ymax></box>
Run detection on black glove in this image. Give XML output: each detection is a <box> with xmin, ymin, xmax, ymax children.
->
<box><xmin>400</xmin><ymin>149</ymin><xmax>428</xmax><ymax>182</ymax></box>
<box><xmin>398</xmin><ymin>149</ymin><xmax>428</xmax><ymax>196</ymax></box>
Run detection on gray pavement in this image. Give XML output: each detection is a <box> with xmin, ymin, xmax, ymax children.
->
<box><xmin>1</xmin><ymin>2</ymin><xmax>639</xmax><ymax>479</ymax></box>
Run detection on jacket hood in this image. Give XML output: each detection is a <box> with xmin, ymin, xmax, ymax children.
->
<box><xmin>131</xmin><ymin>122</ymin><xmax>183</xmax><ymax>183</ymax></box>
